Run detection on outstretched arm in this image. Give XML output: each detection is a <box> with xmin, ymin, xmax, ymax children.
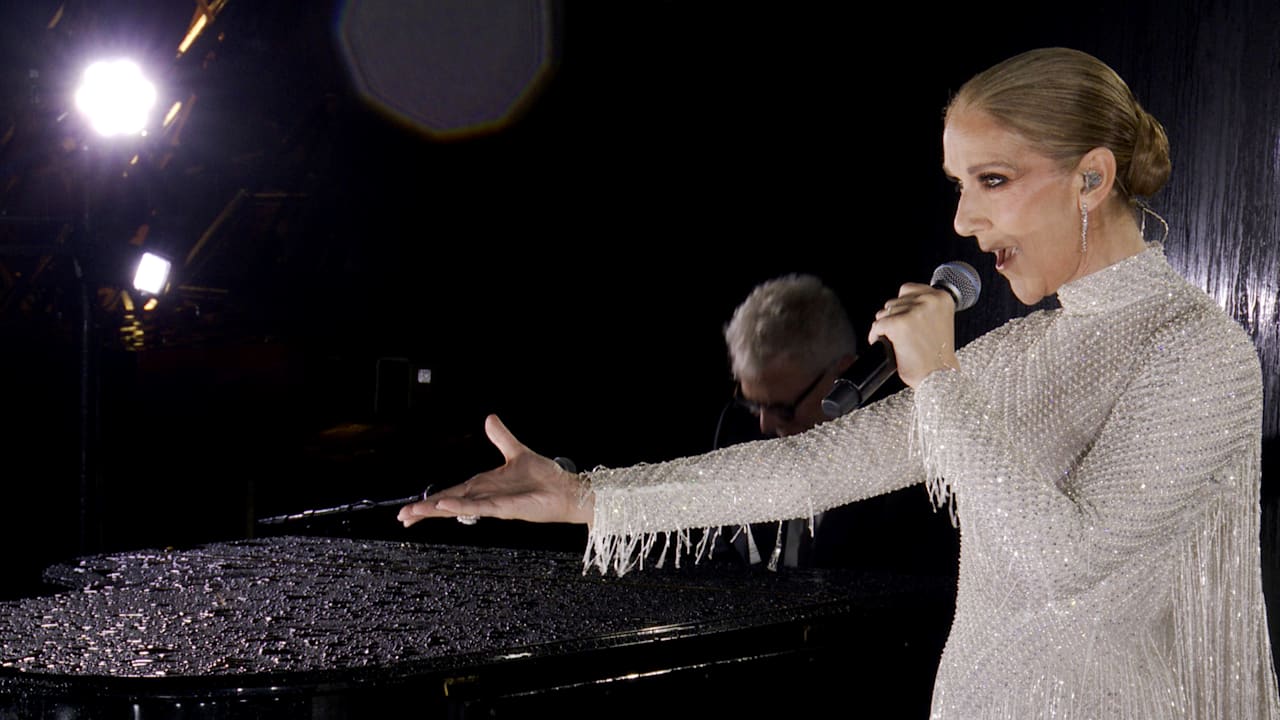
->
<box><xmin>397</xmin><ymin>414</ymin><xmax>594</xmax><ymax>527</ymax></box>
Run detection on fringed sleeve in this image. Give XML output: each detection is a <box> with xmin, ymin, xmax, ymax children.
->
<box><xmin>583</xmin><ymin>387</ymin><xmax>925</xmax><ymax>576</ymax></box>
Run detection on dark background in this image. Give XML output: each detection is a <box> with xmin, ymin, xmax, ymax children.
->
<box><xmin>0</xmin><ymin>0</ymin><xmax>1277</xmax><ymax>634</ymax></box>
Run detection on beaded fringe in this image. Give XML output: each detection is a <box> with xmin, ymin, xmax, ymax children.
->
<box><xmin>914</xmin><ymin>399</ymin><xmax>959</xmax><ymax>528</ymax></box>
<box><xmin>584</xmin><ymin>523</ymin><xmax>725</xmax><ymax>576</ymax></box>
<box><xmin>1171</xmin><ymin>450</ymin><xmax>1280</xmax><ymax>719</ymax></box>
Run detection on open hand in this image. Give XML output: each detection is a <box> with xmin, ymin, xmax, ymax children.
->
<box><xmin>397</xmin><ymin>414</ymin><xmax>593</xmax><ymax>527</ymax></box>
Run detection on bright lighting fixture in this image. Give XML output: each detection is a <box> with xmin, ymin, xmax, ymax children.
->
<box><xmin>133</xmin><ymin>252</ymin><xmax>171</xmax><ymax>295</ymax></box>
<box><xmin>74</xmin><ymin>59</ymin><xmax>157</xmax><ymax>137</ymax></box>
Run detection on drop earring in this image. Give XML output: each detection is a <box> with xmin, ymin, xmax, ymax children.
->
<box><xmin>1080</xmin><ymin>171</ymin><xmax>1099</xmax><ymax>254</ymax></box>
<box><xmin>1080</xmin><ymin>199</ymin><xmax>1089</xmax><ymax>254</ymax></box>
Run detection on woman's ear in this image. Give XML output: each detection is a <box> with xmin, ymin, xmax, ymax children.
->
<box><xmin>1075</xmin><ymin>146</ymin><xmax>1118</xmax><ymax>204</ymax></box>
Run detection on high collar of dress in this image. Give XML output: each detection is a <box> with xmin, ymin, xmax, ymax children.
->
<box><xmin>1055</xmin><ymin>242</ymin><xmax>1170</xmax><ymax>316</ymax></box>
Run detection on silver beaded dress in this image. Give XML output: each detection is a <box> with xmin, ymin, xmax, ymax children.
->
<box><xmin>583</xmin><ymin>244</ymin><xmax>1280</xmax><ymax>719</ymax></box>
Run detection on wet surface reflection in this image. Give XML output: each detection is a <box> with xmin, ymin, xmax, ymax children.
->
<box><xmin>0</xmin><ymin>536</ymin><xmax>920</xmax><ymax>680</ymax></box>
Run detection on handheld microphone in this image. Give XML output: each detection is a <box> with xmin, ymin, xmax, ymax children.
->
<box><xmin>821</xmin><ymin>260</ymin><xmax>981</xmax><ymax>418</ymax></box>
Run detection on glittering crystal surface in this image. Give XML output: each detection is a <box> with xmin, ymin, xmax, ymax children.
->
<box><xmin>0</xmin><ymin>535</ymin><xmax>909</xmax><ymax>681</ymax></box>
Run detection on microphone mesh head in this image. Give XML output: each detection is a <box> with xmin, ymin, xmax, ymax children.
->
<box><xmin>931</xmin><ymin>261</ymin><xmax>982</xmax><ymax>311</ymax></box>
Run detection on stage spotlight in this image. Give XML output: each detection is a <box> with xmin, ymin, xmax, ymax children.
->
<box><xmin>132</xmin><ymin>252</ymin><xmax>171</xmax><ymax>295</ymax></box>
<box><xmin>74</xmin><ymin>59</ymin><xmax>157</xmax><ymax>138</ymax></box>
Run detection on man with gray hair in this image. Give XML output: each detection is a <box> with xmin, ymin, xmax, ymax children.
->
<box><xmin>723</xmin><ymin>273</ymin><xmax>859</xmax><ymax>440</ymax></box>
<box><xmin>717</xmin><ymin>273</ymin><xmax>858</xmax><ymax>567</ymax></box>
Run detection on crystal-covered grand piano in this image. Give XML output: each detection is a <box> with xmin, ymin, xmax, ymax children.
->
<box><xmin>0</xmin><ymin>535</ymin><xmax>952</xmax><ymax>718</ymax></box>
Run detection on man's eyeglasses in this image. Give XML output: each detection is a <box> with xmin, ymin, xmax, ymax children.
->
<box><xmin>733</xmin><ymin>367</ymin><xmax>828</xmax><ymax>422</ymax></box>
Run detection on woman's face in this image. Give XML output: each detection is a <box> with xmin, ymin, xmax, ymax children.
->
<box><xmin>943</xmin><ymin>107</ymin><xmax>1086</xmax><ymax>305</ymax></box>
